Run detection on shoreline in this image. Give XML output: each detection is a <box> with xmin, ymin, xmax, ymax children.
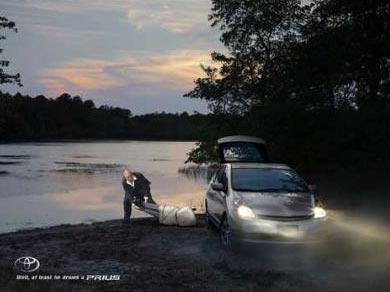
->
<box><xmin>0</xmin><ymin>215</ymin><xmax>307</xmax><ymax>292</ymax></box>
<box><xmin>0</xmin><ymin>139</ymin><xmax>198</xmax><ymax>144</ymax></box>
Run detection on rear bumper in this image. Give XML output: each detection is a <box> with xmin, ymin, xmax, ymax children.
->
<box><xmin>231</xmin><ymin>216</ymin><xmax>329</xmax><ymax>244</ymax></box>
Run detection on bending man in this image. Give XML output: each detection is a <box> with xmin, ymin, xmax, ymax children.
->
<box><xmin>122</xmin><ymin>168</ymin><xmax>155</xmax><ymax>224</ymax></box>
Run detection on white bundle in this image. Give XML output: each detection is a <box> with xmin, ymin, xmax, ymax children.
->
<box><xmin>158</xmin><ymin>205</ymin><xmax>178</xmax><ymax>225</ymax></box>
<box><xmin>176</xmin><ymin>207</ymin><xmax>197</xmax><ymax>226</ymax></box>
<box><xmin>158</xmin><ymin>205</ymin><xmax>196</xmax><ymax>226</ymax></box>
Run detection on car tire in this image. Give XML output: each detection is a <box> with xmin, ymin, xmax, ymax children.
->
<box><xmin>205</xmin><ymin>201</ymin><xmax>214</xmax><ymax>229</ymax></box>
<box><xmin>220</xmin><ymin>216</ymin><xmax>233</xmax><ymax>249</ymax></box>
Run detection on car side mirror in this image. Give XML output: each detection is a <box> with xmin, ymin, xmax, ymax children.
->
<box><xmin>211</xmin><ymin>182</ymin><xmax>226</xmax><ymax>192</ymax></box>
<box><xmin>308</xmin><ymin>184</ymin><xmax>317</xmax><ymax>192</ymax></box>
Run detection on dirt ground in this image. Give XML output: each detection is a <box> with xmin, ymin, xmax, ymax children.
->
<box><xmin>0</xmin><ymin>216</ymin><xmax>303</xmax><ymax>292</ymax></box>
<box><xmin>0</xmin><ymin>212</ymin><xmax>389</xmax><ymax>292</ymax></box>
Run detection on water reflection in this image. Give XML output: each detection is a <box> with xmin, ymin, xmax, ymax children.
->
<box><xmin>0</xmin><ymin>141</ymin><xmax>206</xmax><ymax>233</ymax></box>
<box><xmin>178</xmin><ymin>164</ymin><xmax>217</xmax><ymax>183</ymax></box>
<box><xmin>43</xmin><ymin>185</ymin><xmax>119</xmax><ymax>211</ymax></box>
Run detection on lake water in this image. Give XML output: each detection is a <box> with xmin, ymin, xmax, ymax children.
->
<box><xmin>0</xmin><ymin>141</ymin><xmax>207</xmax><ymax>233</ymax></box>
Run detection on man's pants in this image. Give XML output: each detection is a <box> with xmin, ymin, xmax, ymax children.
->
<box><xmin>123</xmin><ymin>197</ymin><xmax>132</xmax><ymax>222</ymax></box>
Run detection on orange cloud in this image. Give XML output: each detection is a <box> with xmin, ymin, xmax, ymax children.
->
<box><xmin>40</xmin><ymin>50</ymin><xmax>212</xmax><ymax>95</ymax></box>
<box><xmin>41</xmin><ymin>59</ymin><xmax>125</xmax><ymax>93</ymax></box>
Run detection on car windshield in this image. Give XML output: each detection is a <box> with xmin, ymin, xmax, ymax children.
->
<box><xmin>231</xmin><ymin>168</ymin><xmax>309</xmax><ymax>192</ymax></box>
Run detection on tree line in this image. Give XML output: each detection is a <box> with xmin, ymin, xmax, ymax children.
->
<box><xmin>1</xmin><ymin>16</ymin><xmax>204</xmax><ymax>142</ymax></box>
<box><xmin>185</xmin><ymin>0</ymin><xmax>390</xmax><ymax>169</ymax></box>
<box><xmin>0</xmin><ymin>92</ymin><xmax>205</xmax><ymax>141</ymax></box>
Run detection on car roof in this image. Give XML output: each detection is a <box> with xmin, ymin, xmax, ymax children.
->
<box><xmin>229</xmin><ymin>163</ymin><xmax>291</xmax><ymax>170</ymax></box>
<box><xmin>217</xmin><ymin>135</ymin><xmax>266</xmax><ymax>144</ymax></box>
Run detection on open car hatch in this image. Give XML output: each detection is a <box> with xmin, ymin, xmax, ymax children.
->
<box><xmin>217</xmin><ymin>136</ymin><xmax>268</xmax><ymax>163</ymax></box>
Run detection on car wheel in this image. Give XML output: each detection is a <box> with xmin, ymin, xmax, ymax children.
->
<box><xmin>220</xmin><ymin>217</ymin><xmax>233</xmax><ymax>249</ymax></box>
<box><xmin>205</xmin><ymin>201</ymin><xmax>214</xmax><ymax>229</ymax></box>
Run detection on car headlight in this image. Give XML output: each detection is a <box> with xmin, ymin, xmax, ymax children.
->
<box><xmin>237</xmin><ymin>205</ymin><xmax>256</xmax><ymax>219</ymax></box>
<box><xmin>313</xmin><ymin>206</ymin><xmax>326</xmax><ymax>218</ymax></box>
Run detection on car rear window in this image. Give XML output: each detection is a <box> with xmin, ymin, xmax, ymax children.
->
<box><xmin>220</xmin><ymin>142</ymin><xmax>266</xmax><ymax>163</ymax></box>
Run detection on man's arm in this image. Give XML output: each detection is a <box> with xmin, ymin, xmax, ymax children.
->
<box><xmin>122</xmin><ymin>180</ymin><xmax>133</xmax><ymax>199</ymax></box>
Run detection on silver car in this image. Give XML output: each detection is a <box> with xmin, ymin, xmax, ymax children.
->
<box><xmin>205</xmin><ymin>136</ymin><xmax>327</xmax><ymax>247</ymax></box>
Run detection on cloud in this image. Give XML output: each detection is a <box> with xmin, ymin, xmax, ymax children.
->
<box><xmin>8</xmin><ymin>0</ymin><xmax>211</xmax><ymax>33</ymax></box>
<box><xmin>40</xmin><ymin>49</ymin><xmax>211</xmax><ymax>96</ymax></box>
<box><xmin>126</xmin><ymin>0</ymin><xmax>210</xmax><ymax>33</ymax></box>
<box><xmin>4</xmin><ymin>0</ymin><xmax>216</xmax><ymax>112</ymax></box>
<box><xmin>29</xmin><ymin>24</ymin><xmax>106</xmax><ymax>42</ymax></box>
<box><xmin>5</xmin><ymin>0</ymin><xmax>127</xmax><ymax>14</ymax></box>
<box><xmin>40</xmin><ymin>59</ymin><xmax>123</xmax><ymax>95</ymax></box>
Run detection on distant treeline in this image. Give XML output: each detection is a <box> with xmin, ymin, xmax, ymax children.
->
<box><xmin>0</xmin><ymin>92</ymin><xmax>205</xmax><ymax>141</ymax></box>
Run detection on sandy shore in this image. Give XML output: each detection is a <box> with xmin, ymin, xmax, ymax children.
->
<box><xmin>1</xmin><ymin>213</ymin><xmax>389</xmax><ymax>292</ymax></box>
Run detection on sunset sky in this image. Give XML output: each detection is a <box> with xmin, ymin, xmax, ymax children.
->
<box><xmin>1</xmin><ymin>0</ymin><xmax>222</xmax><ymax>113</ymax></box>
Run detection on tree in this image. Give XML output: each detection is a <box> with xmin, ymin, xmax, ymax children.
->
<box><xmin>185</xmin><ymin>0</ymin><xmax>390</xmax><ymax>167</ymax></box>
<box><xmin>185</xmin><ymin>0</ymin><xmax>310</xmax><ymax>114</ymax></box>
<box><xmin>0</xmin><ymin>16</ymin><xmax>21</xmax><ymax>86</ymax></box>
<box><xmin>306</xmin><ymin>0</ymin><xmax>390</xmax><ymax>107</ymax></box>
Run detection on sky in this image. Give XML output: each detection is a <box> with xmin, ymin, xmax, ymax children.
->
<box><xmin>1</xmin><ymin>0</ymin><xmax>223</xmax><ymax>114</ymax></box>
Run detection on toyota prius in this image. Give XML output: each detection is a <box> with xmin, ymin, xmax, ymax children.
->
<box><xmin>205</xmin><ymin>136</ymin><xmax>327</xmax><ymax>247</ymax></box>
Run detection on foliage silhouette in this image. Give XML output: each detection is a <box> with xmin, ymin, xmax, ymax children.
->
<box><xmin>185</xmin><ymin>0</ymin><xmax>390</xmax><ymax>169</ymax></box>
<box><xmin>0</xmin><ymin>16</ymin><xmax>21</xmax><ymax>86</ymax></box>
<box><xmin>0</xmin><ymin>92</ymin><xmax>205</xmax><ymax>141</ymax></box>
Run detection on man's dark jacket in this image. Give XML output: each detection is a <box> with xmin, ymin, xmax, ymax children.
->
<box><xmin>122</xmin><ymin>172</ymin><xmax>155</xmax><ymax>206</ymax></box>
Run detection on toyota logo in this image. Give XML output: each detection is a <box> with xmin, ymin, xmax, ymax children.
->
<box><xmin>14</xmin><ymin>257</ymin><xmax>40</xmax><ymax>273</ymax></box>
